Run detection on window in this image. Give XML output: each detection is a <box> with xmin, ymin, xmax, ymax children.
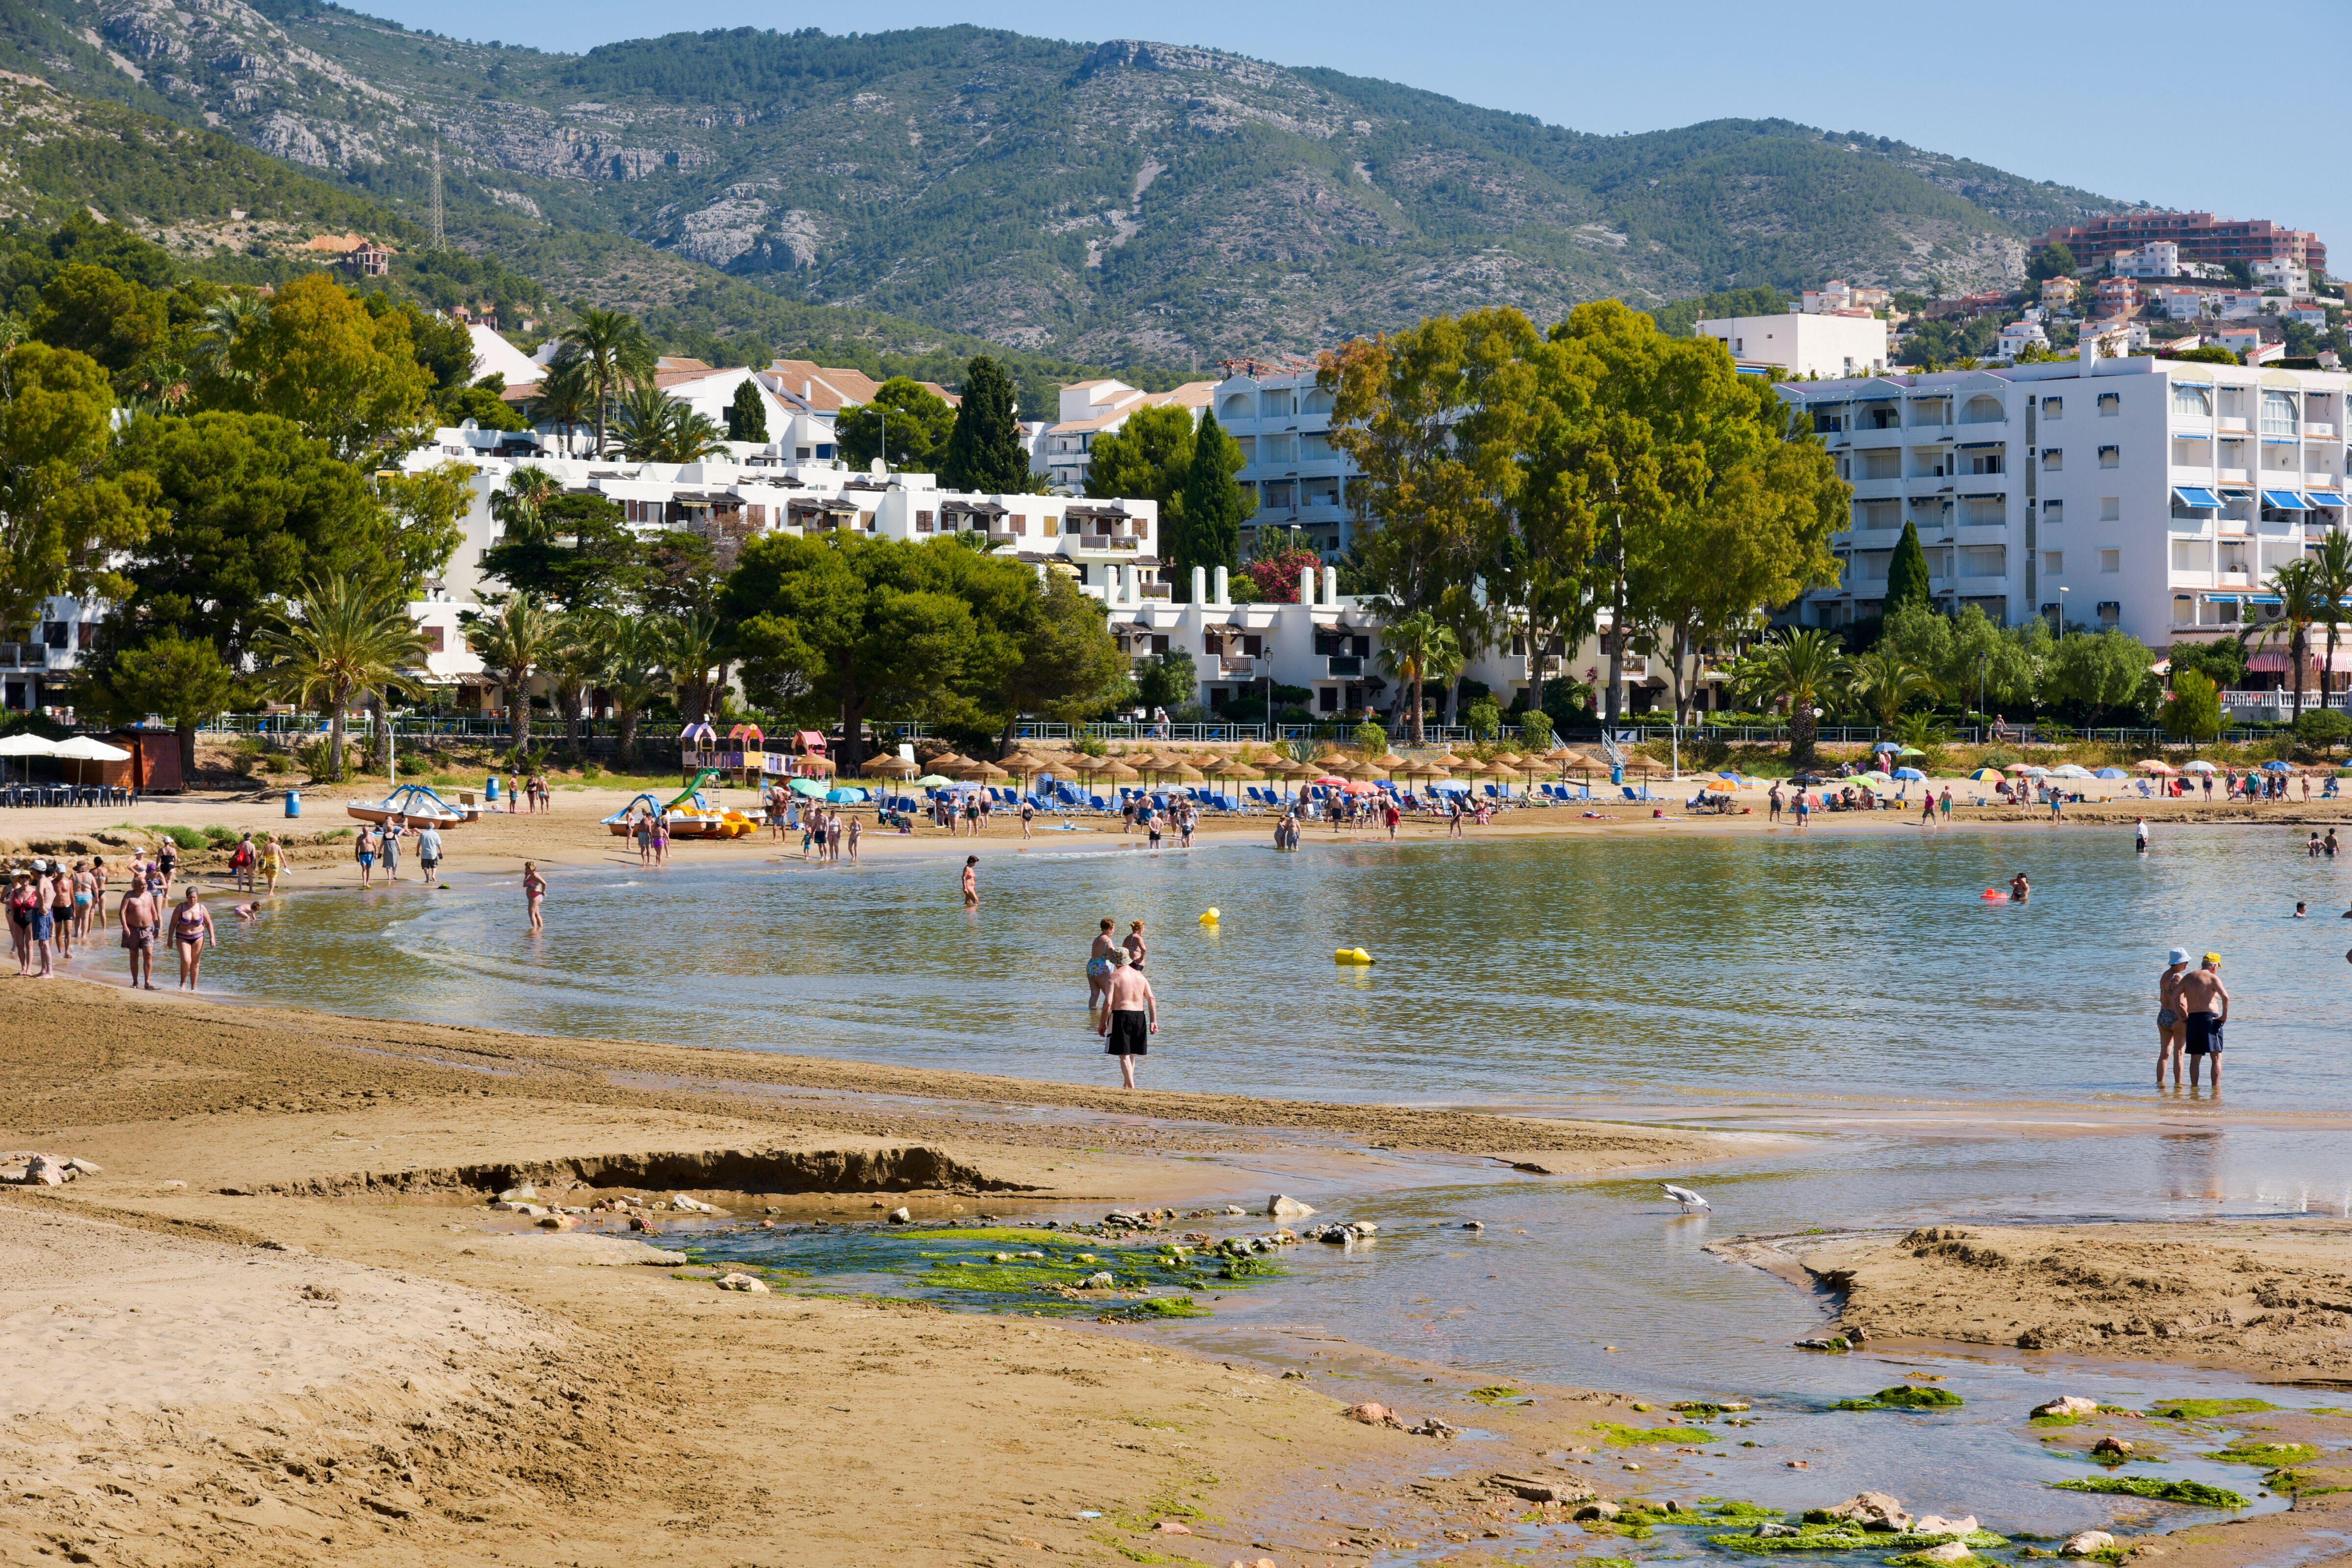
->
<box><xmin>1133</xmin><ymin>518</ymin><xmax>1149</xmax><ymax>540</ymax></box>
<box><xmin>2041</xmin><ymin>396</ymin><xmax>2064</xmax><ymax>420</ymax></box>
<box><xmin>2172</xmin><ymin>540</ymin><xmax>2203</xmax><ymax>570</ymax></box>
<box><xmin>2042</xmin><ymin>499</ymin><xmax>2063</xmax><ymax>524</ymax></box>
<box><xmin>2220</xmin><ymin>541</ymin><xmax>2249</xmax><ymax>573</ymax></box>
<box><xmin>2098</xmin><ymin>446</ymin><xmax>2120</xmax><ymax>468</ymax></box>
<box><xmin>915</xmin><ymin>509</ymin><xmax>933</xmax><ymax>532</ymax></box>
<box><xmin>1959</xmin><ymin>496</ymin><xmax>2004</xmax><ymax>527</ymax></box>
<box><xmin>2097</xmin><ymin>601</ymin><xmax>2120</xmax><ymax>628</ymax></box>
<box><xmin>2098</xmin><ymin>393</ymin><xmax>2121</xmax><ymax>417</ymax></box>
<box><xmin>424</xmin><ymin>625</ymin><xmax>444</xmax><ymax>653</ymax></box>
<box><xmin>1043</xmin><ymin>513</ymin><xmax>1058</xmax><ymax>537</ymax></box>
<box><xmin>2100</xmin><ymin>549</ymin><xmax>2121</xmax><ymax>573</ymax></box>
<box><xmin>1959</xmin><ymin>545</ymin><xmax>2006</xmax><ymax>576</ymax></box>
<box><xmin>2101</xmin><ymin>497</ymin><xmax>2120</xmax><ymax>522</ymax></box>
<box><xmin>2043</xmin><ymin>550</ymin><xmax>2064</xmax><ymax>576</ymax></box>
<box><xmin>2042</xmin><ymin>449</ymin><xmax>2063</xmax><ymax>472</ymax></box>
<box><xmin>1233</xmin><ymin>436</ymin><xmax>1255</xmax><ymax>463</ymax></box>
<box><xmin>1962</xmin><ymin>394</ymin><xmax>2005</xmax><ymax>424</ymax></box>
<box><xmin>2262</xmin><ymin>388</ymin><xmax>2299</xmax><ymax>436</ymax></box>
<box><xmin>2172</xmin><ymin>383</ymin><xmax>2213</xmax><ymax>417</ymax></box>
<box><xmin>2174</xmin><ymin>594</ymin><xmax>2197</xmax><ymax>624</ymax></box>
<box><xmin>1300</xmin><ymin>432</ymin><xmax>1333</xmax><ymax>459</ymax></box>
<box><xmin>1009</xmin><ymin>514</ymin><xmax>1027</xmax><ymax>536</ymax></box>
<box><xmin>1317</xmin><ymin>686</ymin><xmax>1339</xmax><ymax>712</ymax></box>
<box><xmin>1260</xmin><ymin>390</ymin><xmax>1293</xmax><ymax>419</ymax></box>
<box><xmin>1966</xmin><ymin>449</ymin><xmax>2005</xmax><ymax>476</ymax></box>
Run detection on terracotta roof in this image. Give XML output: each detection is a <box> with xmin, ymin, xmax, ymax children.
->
<box><xmin>765</xmin><ymin>360</ymin><xmax>960</xmax><ymax>413</ymax></box>
<box><xmin>1048</xmin><ymin>380</ymin><xmax>1217</xmax><ymax>436</ymax></box>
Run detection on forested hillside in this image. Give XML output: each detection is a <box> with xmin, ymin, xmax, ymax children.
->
<box><xmin>0</xmin><ymin>3</ymin><xmax>2127</xmax><ymax>374</ymax></box>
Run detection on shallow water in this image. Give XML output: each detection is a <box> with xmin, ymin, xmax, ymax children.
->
<box><xmin>207</xmin><ymin>824</ymin><xmax>2352</xmax><ymax>1113</ymax></box>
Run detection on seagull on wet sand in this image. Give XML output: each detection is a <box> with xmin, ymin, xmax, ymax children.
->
<box><xmin>1661</xmin><ymin>1182</ymin><xmax>1710</xmax><ymax>1212</ymax></box>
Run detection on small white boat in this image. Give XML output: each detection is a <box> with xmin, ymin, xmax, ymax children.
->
<box><xmin>346</xmin><ymin>783</ymin><xmax>480</xmax><ymax>829</ymax></box>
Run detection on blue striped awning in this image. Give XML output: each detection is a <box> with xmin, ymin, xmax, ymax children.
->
<box><xmin>2172</xmin><ymin>486</ymin><xmax>2222</xmax><ymax>509</ymax></box>
<box><xmin>2308</xmin><ymin>490</ymin><xmax>2348</xmax><ymax>507</ymax></box>
<box><xmin>2248</xmin><ymin>595</ymin><xmax>2283</xmax><ymax>605</ymax></box>
<box><xmin>2206</xmin><ymin>594</ymin><xmax>2242</xmax><ymax>604</ymax></box>
<box><xmin>2173</xmin><ymin>430</ymin><xmax>2211</xmax><ymax>440</ymax></box>
<box><xmin>2262</xmin><ymin>490</ymin><xmax>2312</xmax><ymax>510</ymax></box>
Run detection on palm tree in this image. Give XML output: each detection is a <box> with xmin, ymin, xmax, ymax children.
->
<box><xmin>532</xmin><ymin>351</ymin><xmax>594</xmax><ymax>456</ymax></box>
<box><xmin>568</xmin><ymin>309</ymin><xmax>654</xmax><ymax>457</ymax></box>
<box><xmin>1374</xmin><ymin>610</ymin><xmax>1461</xmax><ymax>746</ymax></box>
<box><xmin>585</xmin><ymin>610</ymin><xmax>670</xmax><ymax>767</ymax></box>
<box><xmin>194</xmin><ymin>292</ymin><xmax>270</xmax><ymax>385</ymax></box>
<box><xmin>465</xmin><ymin>594</ymin><xmax>559</xmax><ymax>753</ymax></box>
<box><xmin>1848</xmin><ymin>645</ymin><xmax>1937</xmax><ymax>729</ymax></box>
<box><xmin>250</xmin><ymin>576</ymin><xmax>426</xmax><ymax>784</ymax></box>
<box><xmin>663</xmin><ymin>610</ymin><xmax>731</xmax><ymax>725</ymax></box>
<box><xmin>2255</xmin><ymin>557</ymin><xmax>2328</xmax><ymax>720</ymax></box>
<box><xmin>2311</xmin><ymin>528</ymin><xmax>2352</xmax><ymax>717</ymax></box>
<box><xmin>1733</xmin><ymin>628</ymin><xmax>1849</xmax><ymax>766</ymax></box>
<box><xmin>489</xmin><ymin>465</ymin><xmax>563</xmax><ymax>546</ymax></box>
<box><xmin>615</xmin><ymin>379</ymin><xmax>729</xmax><ymax>463</ymax></box>
<box><xmin>542</xmin><ymin>612</ymin><xmax>603</xmax><ymax>760</ymax></box>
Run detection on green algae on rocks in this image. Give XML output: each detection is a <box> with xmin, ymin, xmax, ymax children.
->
<box><xmin>2146</xmin><ymin>1397</ymin><xmax>2280</xmax><ymax>1420</ymax></box>
<box><xmin>1705</xmin><ymin>1522</ymin><xmax>2009</xmax><ymax>1554</ymax></box>
<box><xmin>1590</xmin><ymin>1421</ymin><xmax>1715</xmax><ymax>1446</ymax></box>
<box><xmin>2050</xmin><ymin>1477</ymin><xmax>2249</xmax><ymax>1507</ymax></box>
<box><xmin>1831</xmin><ymin>1386</ymin><xmax>1966</xmax><ymax>1412</ymax></box>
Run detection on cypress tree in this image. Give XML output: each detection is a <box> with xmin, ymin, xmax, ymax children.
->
<box><xmin>1176</xmin><ymin>404</ymin><xmax>1250</xmax><ymax>579</ymax></box>
<box><xmin>939</xmin><ymin>355</ymin><xmax>1029</xmax><ymax>492</ymax></box>
<box><xmin>1884</xmin><ymin>519</ymin><xmax>1933</xmax><ymax>616</ymax></box>
<box><xmin>724</xmin><ymin>378</ymin><xmax>769</xmax><ymax>443</ymax></box>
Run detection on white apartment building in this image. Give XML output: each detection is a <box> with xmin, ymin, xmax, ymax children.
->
<box><xmin>1779</xmin><ymin>348</ymin><xmax>2352</xmax><ymax>658</ymax></box>
<box><xmin>1211</xmin><ymin>365</ymin><xmax>1357</xmax><ymax>561</ymax></box>
<box><xmin>1696</xmin><ymin>312</ymin><xmax>1888</xmax><ymax>379</ymax></box>
<box><xmin>2112</xmin><ymin>243</ymin><xmax>2181</xmax><ymax>279</ymax></box>
<box><xmin>1034</xmin><ymin>379</ymin><xmax>1215</xmax><ymax>491</ymax></box>
<box><xmin>1996</xmin><ymin>320</ymin><xmax>2050</xmax><ymax>360</ymax></box>
<box><xmin>0</xmin><ymin>593</ymin><xmax>97</xmax><ymax>712</ymax></box>
<box><xmin>1802</xmin><ymin>280</ymin><xmax>1892</xmax><ymax>315</ymax></box>
<box><xmin>2253</xmin><ymin>259</ymin><xmax>2312</xmax><ymax>296</ymax></box>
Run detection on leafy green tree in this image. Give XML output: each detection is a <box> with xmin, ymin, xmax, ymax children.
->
<box><xmin>0</xmin><ymin>341</ymin><xmax>158</xmax><ymax>639</ymax></box>
<box><xmin>2047</xmin><ymin>626</ymin><xmax>2159</xmax><ymax>722</ymax></box>
<box><xmin>1731</xmin><ymin>628</ymin><xmax>1848</xmax><ymax>764</ymax></box>
<box><xmin>641</xmin><ymin>529</ymin><xmax>723</xmax><ymax>619</ymax></box>
<box><xmin>837</xmin><ymin>377</ymin><xmax>957</xmax><ymax>471</ymax></box>
<box><xmin>938</xmin><ymin>355</ymin><xmax>1031</xmax><ymax>492</ymax></box>
<box><xmin>724</xmin><ymin>377</ymin><xmax>770</xmax><ymax>443</ymax></box>
<box><xmin>2176</xmin><ymin>344</ymin><xmax>2241</xmax><ymax>366</ymax></box>
<box><xmin>996</xmin><ymin>568</ymin><xmax>1129</xmax><ymax>745</ymax></box>
<box><xmin>541</xmin><ymin>612</ymin><xmax>604</xmax><ymax>759</ymax></box>
<box><xmin>441</xmin><ymin>379</ymin><xmax>530</xmax><ymax>433</ymax></box>
<box><xmin>78</xmin><ymin>630</ymin><xmax>236</xmax><ymax>777</ymax></box>
<box><xmin>2294</xmin><ymin>707</ymin><xmax>2349</xmax><ymax>754</ymax></box>
<box><xmin>1517</xmin><ymin>708</ymin><xmax>1553</xmax><ymax>753</ymax></box>
<box><xmin>463</xmin><ymin>593</ymin><xmax>559</xmax><ymax>753</ymax></box>
<box><xmin>1353</xmin><ymin>719</ymin><xmax>1388</xmax><ymax>755</ymax></box>
<box><xmin>2026</xmin><ymin>243</ymin><xmax>2077</xmax><ymax>282</ymax></box>
<box><xmin>372</xmin><ymin>461</ymin><xmax>472</xmax><ymax>592</ymax></box>
<box><xmin>213</xmin><ymin>273</ymin><xmax>436</xmax><ymax>464</ymax></box>
<box><xmin>1176</xmin><ymin>404</ymin><xmax>1253</xmax><ymax>588</ymax></box>
<box><xmin>488</xmin><ymin>466</ymin><xmax>563</xmax><ymax>549</ymax></box>
<box><xmin>33</xmin><ymin>264</ymin><xmax>168</xmax><ymax>392</ymax></box>
<box><xmin>1883</xmin><ymin>519</ymin><xmax>1933</xmax><ymax>616</ymax></box>
<box><xmin>2162</xmin><ymin>667</ymin><xmax>2223</xmax><ymax>748</ymax></box>
<box><xmin>1133</xmin><ymin>648</ymin><xmax>1197</xmax><ymax>714</ymax></box>
<box><xmin>2166</xmin><ymin>635</ymin><xmax>2247</xmax><ymax>690</ymax></box>
<box><xmin>481</xmin><ymin>489</ymin><xmax>644</xmax><ymax>610</ymax></box>
<box><xmin>250</xmin><ymin>575</ymin><xmax>426</xmax><ymax>783</ymax></box>
<box><xmin>1083</xmin><ymin>402</ymin><xmax>1194</xmax><ymax>509</ymax></box>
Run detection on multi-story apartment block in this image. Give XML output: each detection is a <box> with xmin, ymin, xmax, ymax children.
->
<box><xmin>1996</xmin><ymin>320</ymin><xmax>2050</xmax><ymax>360</ymax></box>
<box><xmin>0</xmin><ymin>594</ymin><xmax>97</xmax><ymax>712</ymax></box>
<box><xmin>1779</xmin><ymin>348</ymin><xmax>2352</xmax><ymax>658</ymax></box>
<box><xmin>1801</xmin><ymin>280</ymin><xmax>1892</xmax><ymax>316</ymax></box>
<box><xmin>2045</xmin><ymin>211</ymin><xmax>2327</xmax><ymax>277</ymax></box>
<box><xmin>2252</xmin><ymin>259</ymin><xmax>2313</xmax><ymax>296</ymax></box>
<box><xmin>2111</xmin><ymin>243</ymin><xmax>2181</xmax><ymax>279</ymax></box>
<box><xmin>2093</xmin><ymin>277</ymin><xmax>2141</xmax><ymax>317</ymax></box>
<box><xmin>1034</xmin><ymin>378</ymin><xmax>1216</xmax><ymax>491</ymax></box>
<box><xmin>1210</xmin><ymin>363</ymin><xmax>1357</xmax><ymax>561</ymax></box>
<box><xmin>2040</xmin><ymin>275</ymin><xmax>2081</xmax><ymax>312</ymax></box>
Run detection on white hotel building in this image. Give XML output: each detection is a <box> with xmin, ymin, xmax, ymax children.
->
<box><xmin>1775</xmin><ymin>349</ymin><xmax>2352</xmax><ymax>663</ymax></box>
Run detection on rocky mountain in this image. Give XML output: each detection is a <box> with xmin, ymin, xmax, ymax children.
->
<box><xmin>0</xmin><ymin>4</ymin><xmax>2128</xmax><ymax>368</ymax></box>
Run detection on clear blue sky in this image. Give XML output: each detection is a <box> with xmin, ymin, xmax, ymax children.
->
<box><xmin>373</xmin><ymin>0</ymin><xmax>2352</xmax><ymax>264</ymax></box>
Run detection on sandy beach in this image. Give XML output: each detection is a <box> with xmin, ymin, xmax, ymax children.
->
<box><xmin>6</xmin><ymin>975</ymin><xmax>2352</xmax><ymax>1566</ymax></box>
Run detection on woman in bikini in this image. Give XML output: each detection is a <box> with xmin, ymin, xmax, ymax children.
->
<box><xmin>171</xmin><ymin>885</ymin><xmax>216</xmax><ymax>992</ymax></box>
<box><xmin>522</xmin><ymin>862</ymin><xmax>547</xmax><ymax>931</ymax></box>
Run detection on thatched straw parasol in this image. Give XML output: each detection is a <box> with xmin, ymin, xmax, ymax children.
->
<box><xmin>1372</xmin><ymin>751</ymin><xmax>1409</xmax><ymax>776</ymax></box>
<box><xmin>860</xmin><ymin>754</ymin><xmax>916</xmax><ymax>778</ymax></box>
<box><xmin>928</xmin><ymin>753</ymin><xmax>975</xmax><ymax>778</ymax></box>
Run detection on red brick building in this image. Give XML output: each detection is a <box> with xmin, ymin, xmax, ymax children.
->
<box><xmin>2044</xmin><ymin>211</ymin><xmax>2326</xmax><ymax>275</ymax></box>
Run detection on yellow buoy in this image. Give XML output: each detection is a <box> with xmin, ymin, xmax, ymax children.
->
<box><xmin>1334</xmin><ymin>947</ymin><xmax>1375</xmax><ymax>965</ymax></box>
<box><xmin>1199</xmin><ymin>908</ymin><xmax>1221</xmax><ymax>924</ymax></box>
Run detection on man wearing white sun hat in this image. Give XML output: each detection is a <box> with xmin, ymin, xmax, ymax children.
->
<box><xmin>2156</xmin><ymin>947</ymin><xmax>2190</xmax><ymax>1091</ymax></box>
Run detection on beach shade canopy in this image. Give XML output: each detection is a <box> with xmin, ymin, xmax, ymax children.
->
<box><xmin>1431</xmin><ymin>778</ymin><xmax>1471</xmax><ymax>793</ymax></box>
<box><xmin>2262</xmin><ymin>759</ymin><xmax>2295</xmax><ymax>771</ymax></box>
<box><xmin>2181</xmin><ymin>760</ymin><xmax>2218</xmax><ymax>773</ymax></box>
<box><xmin>1341</xmin><ymin>779</ymin><xmax>1380</xmax><ymax>794</ymax></box>
<box><xmin>927</xmin><ymin>754</ymin><xmax>975</xmax><ymax>778</ymax></box>
<box><xmin>1966</xmin><ymin>767</ymin><xmax>2006</xmax><ymax>781</ymax></box>
<box><xmin>967</xmin><ymin>761</ymin><xmax>1011</xmax><ymax>782</ymax></box>
<box><xmin>1892</xmin><ymin>766</ymin><xmax>1927</xmax><ymax>781</ymax></box>
<box><xmin>790</xmin><ymin>778</ymin><xmax>831</xmax><ymax>796</ymax></box>
<box><xmin>2094</xmin><ymin>766</ymin><xmax>2129</xmax><ymax>779</ymax></box>
<box><xmin>1170</xmin><ymin>762</ymin><xmax>1207</xmax><ymax>783</ymax></box>
<box><xmin>1871</xmin><ymin>740</ymin><xmax>1901</xmax><ymax>753</ymax></box>
<box><xmin>2049</xmin><ymin>763</ymin><xmax>2095</xmax><ymax>779</ymax></box>
<box><xmin>912</xmin><ymin>773</ymin><xmax>956</xmax><ymax>787</ymax></box>
<box><xmin>1896</xmin><ymin>746</ymin><xmax>1928</xmax><ymax>757</ymax></box>
<box><xmin>1856</xmin><ymin>769</ymin><xmax>1893</xmax><ymax>785</ymax></box>
<box><xmin>798</xmin><ymin>754</ymin><xmax>835</xmax><ymax>773</ymax></box>
<box><xmin>1372</xmin><ymin>752</ymin><xmax>1409</xmax><ymax>773</ymax></box>
<box><xmin>1095</xmin><ymin>760</ymin><xmax>1141</xmax><ymax>782</ymax></box>
<box><xmin>860</xmin><ymin>754</ymin><xmax>915</xmax><ymax>777</ymax></box>
<box><xmin>2016</xmin><ymin>765</ymin><xmax>2051</xmax><ymax>777</ymax></box>
<box><xmin>1429</xmin><ymin>751</ymin><xmax>1467</xmax><ymax>770</ymax></box>
<box><xmin>825</xmin><ymin>786</ymin><xmax>867</xmax><ymax>803</ymax></box>
<box><xmin>0</xmin><ymin>733</ymin><xmax>60</xmax><ymax>757</ymax></box>
<box><xmin>51</xmin><ymin>735</ymin><xmax>129</xmax><ymax>761</ymax></box>
<box><xmin>1311</xmin><ymin>774</ymin><xmax>1348</xmax><ymax>787</ymax></box>
<box><xmin>2137</xmin><ymin>759</ymin><xmax>2179</xmax><ymax>775</ymax></box>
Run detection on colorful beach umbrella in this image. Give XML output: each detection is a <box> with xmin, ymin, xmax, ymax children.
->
<box><xmin>2137</xmin><ymin>760</ymin><xmax>2178</xmax><ymax>775</ymax></box>
<box><xmin>1892</xmin><ymin>766</ymin><xmax>1926</xmax><ymax>781</ymax></box>
<box><xmin>1967</xmin><ymin>767</ymin><xmax>2006</xmax><ymax>781</ymax></box>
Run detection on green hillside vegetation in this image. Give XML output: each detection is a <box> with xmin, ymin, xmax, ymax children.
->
<box><xmin>1</xmin><ymin>5</ymin><xmax>2126</xmax><ymax>370</ymax></box>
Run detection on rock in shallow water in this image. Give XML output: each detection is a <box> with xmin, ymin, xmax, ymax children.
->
<box><xmin>1268</xmin><ymin>1195</ymin><xmax>1316</xmax><ymax>1219</ymax></box>
<box><xmin>2061</xmin><ymin>1530</ymin><xmax>2116</xmax><ymax>1557</ymax></box>
<box><xmin>2034</xmin><ymin>1394</ymin><xmax>2100</xmax><ymax>1418</ymax></box>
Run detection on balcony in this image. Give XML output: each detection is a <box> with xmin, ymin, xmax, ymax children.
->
<box><xmin>1074</xmin><ymin>535</ymin><xmax>1142</xmax><ymax>551</ymax></box>
<box><xmin>0</xmin><ymin>644</ymin><xmax>67</xmax><ymax>672</ymax></box>
<box><xmin>1325</xmin><ymin>655</ymin><xmax>1364</xmax><ymax>677</ymax></box>
<box><xmin>2220</xmin><ymin>417</ymin><xmax>2251</xmax><ymax>434</ymax></box>
<box><xmin>1219</xmin><ymin>656</ymin><xmax>1259</xmax><ymax>678</ymax></box>
<box><xmin>2310</xmin><ymin>422</ymin><xmax>2338</xmax><ymax>439</ymax></box>
<box><xmin>2217</xmin><ymin>467</ymin><xmax>2251</xmax><ymax>484</ymax></box>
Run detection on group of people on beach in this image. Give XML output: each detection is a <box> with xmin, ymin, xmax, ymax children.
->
<box><xmin>798</xmin><ymin>804</ymin><xmax>859</xmax><ymax>861</ymax></box>
<box><xmin>2156</xmin><ymin>949</ymin><xmax>2231</xmax><ymax>1089</ymax></box>
<box><xmin>1085</xmin><ymin>917</ymin><xmax>1158</xmax><ymax>1089</ymax></box>
<box><xmin>350</xmin><ymin>817</ymin><xmax>445</xmax><ymax>886</ymax></box>
<box><xmin>1120</xmin><ymin>795</ymin><xmax>1198</xmax><ymax>849</ymax></box>
<box><xmin>8</xmin><ymin>852</ymin><xmax>223</xmax><ymax>990</ymax></box>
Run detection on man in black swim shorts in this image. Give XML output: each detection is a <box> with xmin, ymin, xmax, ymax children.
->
<box><xmin>2177</xmin><ymin>953</ymin><xmax>2230</xmax><ymax>1090</ymax></box>
<box><xmin>1095</xmin><ymin>948</ymin><xmax>1158</xmax><ymax>1090</ymax></box>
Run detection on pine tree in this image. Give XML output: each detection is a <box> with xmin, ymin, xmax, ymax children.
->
<box><xmin>1884</xmin><ymin>519</ymin><xmax>1933</xmax><ymax>616</ymax></box>
<box><xmin>1176</xmin><ymin>405</ymin><xmax>1251</xmax><ymax>580</ymax></box>
<box><xmin>725</xmin><ymin>378</ymin><xmax>769</xmax><ymax>443</ymax></box>
<box><xmin>939</xmin><ymin>355</ymin><xmax>1029</xmax><ymax>492</ymax></box>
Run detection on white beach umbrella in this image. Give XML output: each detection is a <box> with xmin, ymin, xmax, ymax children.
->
<box><xmin>51</xmin><ymin>736</ymin><xmax>130</xmax><ymax>761</ymax></box>
<box><xmin>0</xmin><ymin>734</ymin><xmax>58</xmax><ymax>757</ymax></box>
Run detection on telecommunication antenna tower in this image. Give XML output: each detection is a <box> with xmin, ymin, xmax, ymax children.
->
<box><xmin>429</xmin><ymin>136</ymin><xmax>445</xmax><ymax>249</ymax></box>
